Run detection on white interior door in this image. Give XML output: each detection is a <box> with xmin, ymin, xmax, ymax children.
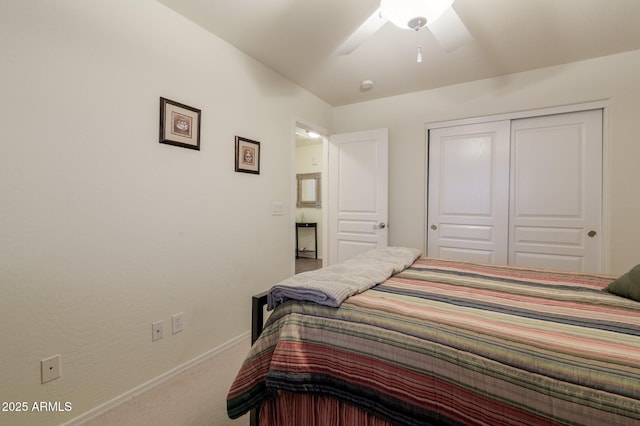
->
<box><xmin>328</xmin><ymin>129</ymin><xmax>388</xmax><ymax>264</ymax></box>
<box><xmin>509</xmin><ymin>110</ymin><xmax>603</xmax><ymax>272</ymax></box>
<box><xmin>427</xmin><ymin>121</ymin><xmax>511</xmax><ymax>264</ymax></box>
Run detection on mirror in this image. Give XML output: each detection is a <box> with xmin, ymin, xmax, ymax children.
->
<box><xmin>297</xmin><ymin>173</ymin><xmax>321</xmax><ymax>208</ymax></box>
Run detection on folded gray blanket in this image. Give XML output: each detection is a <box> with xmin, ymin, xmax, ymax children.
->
<box><xmin>267</xmin><ymin>247</ymin><xmax>422</xmax><ymax>310</ymax></box>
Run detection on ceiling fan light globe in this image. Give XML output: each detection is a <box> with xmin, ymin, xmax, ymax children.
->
<box><xmin>380</xmin><ymin>0</ymin><xmax>454</xmax><ymax>30</ymax></box>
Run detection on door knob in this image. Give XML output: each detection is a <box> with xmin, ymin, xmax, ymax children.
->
<box><xmin>374</xmin><ymin>222</ymin><xmax>386</xmax><ymax>229</ymax></box>
<box><xmin>430</xmin><ymin>224</ymin><xmax>438</xmax><ymax>230</ymax></box>
<box><xmin>588</xmin><ymin>230</ymin><xmax>597</xmax><ymax>238</ymax></box>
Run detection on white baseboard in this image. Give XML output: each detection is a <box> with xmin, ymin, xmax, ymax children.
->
<box><xmin>63</xmin><ymin>331</ymin><xmax>250</xmax><ymax>425</ymax></box>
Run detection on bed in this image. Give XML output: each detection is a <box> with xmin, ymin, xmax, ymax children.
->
<box><xmin>227</xmin><ymin>248</ymin><xmax>640</xmax><ymax>425</ymax></box>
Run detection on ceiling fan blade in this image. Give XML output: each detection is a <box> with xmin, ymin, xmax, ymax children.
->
<box><xmin>427</xmin><ymin>6</ymin><xmax>472</xmax><ymax>52</ymax></box>
<box><xmin>334</xmin><ymin>8</ymin><xmax>387</xmax><ymax>55</ymax></box>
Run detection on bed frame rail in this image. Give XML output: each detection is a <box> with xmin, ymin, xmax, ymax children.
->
<box><xmin>251</xmin><ymin>290</ymin><xmax>269</xmax><ymax>344</ymax></box>
<box><xmin>250</xmin><ymin>290</ymin><xmax>269</xmax><ymax>426</ymax></box>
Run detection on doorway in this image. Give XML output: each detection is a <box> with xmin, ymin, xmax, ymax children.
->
<box><xmin>294</xmin><ymin>126</ymin><xmax>325</xmax><ymax>274</ymax></box>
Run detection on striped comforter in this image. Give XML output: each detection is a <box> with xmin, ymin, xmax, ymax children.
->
<box><xmin>227</xmin><ymin>258</ymin><xmax>640</xmax><ymax>425</ymax></box>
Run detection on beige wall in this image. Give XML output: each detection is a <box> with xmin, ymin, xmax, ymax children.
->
<box><xmin>333</xmin><ymin>50</ymin><xmax>640</xmax><ymax>275</ymax></box>
<box><xmin>0</xmin><ymin>1</ymin><xmax>332</xmax><ymax>424</ymax></box>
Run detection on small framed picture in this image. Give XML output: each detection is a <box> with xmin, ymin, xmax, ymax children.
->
<box><xmin>159</xmin><ymin>97</ymin><xmax>201</xmax><ymax>150</ymax></box>
<box><xmin>235</xmin><ymin>136</ymin><xmax>261</xmax><ymax>174</ymax></box>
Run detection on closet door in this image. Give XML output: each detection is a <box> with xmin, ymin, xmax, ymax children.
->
<box><xmin>428</xmin><ymin>121</ymin><xmax>510</xmax><ymax>264</ymax></box>
<box><xmin>509</xmin><ymin>110</ymin><xmax>602</xmax><ymax>272</ymax></box>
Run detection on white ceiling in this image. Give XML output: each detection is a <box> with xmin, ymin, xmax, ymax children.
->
<box><xmin>157</xmin><ymin>0</ymin><xmax>640</xmax><ymax>106</ymax></box>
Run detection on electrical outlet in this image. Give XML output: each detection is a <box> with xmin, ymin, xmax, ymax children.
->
<box><xmin>171</xmin><ymin>313</ymin><xmax>184</xmax><ymax>334</ymax></box>
<box><xmin>152</xmin><ymin>320</ymin><xmax>163</xmax><ymax>341</ymax></box>
<box><xmin>41</xmin><ymin>355</ymin><xmax>61</xmax><ymax>384</ymax></box>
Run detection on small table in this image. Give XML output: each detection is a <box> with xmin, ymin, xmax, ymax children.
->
<box><xmin>295</xmin><ymin>222</ymin><xmax>317</xmax><ymax>259</ymax></box>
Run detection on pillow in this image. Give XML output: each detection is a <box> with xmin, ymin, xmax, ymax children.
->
<box><xmin>606</xmin><ymin>264</ymin><xmax>640</xmax><ymax>301</ymax></box>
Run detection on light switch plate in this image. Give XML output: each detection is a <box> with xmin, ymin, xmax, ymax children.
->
<box><xmin>271</xmin><ymin>201</ymin><xmax>284</xmax><ymax>216</ymax></box>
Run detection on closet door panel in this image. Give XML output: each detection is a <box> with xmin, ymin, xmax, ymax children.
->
<box><xmin>509</xmin><ymin>110</ymin><xmax>602</xmax><ymax>272</ymax></box>
<box><xmin>428</xmin><ymin>121</ymin><xmax>510</xmax><ymax>264</ymax></box>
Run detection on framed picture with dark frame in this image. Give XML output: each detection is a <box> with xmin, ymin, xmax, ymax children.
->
<box><xmin>159</xmin><ymin>97</ymin><xmax>201</xmax><ymax>150</ymax></box>
<box><xmin>235</xmin><ymin>136</ymin><xmax>261</xmax><ymax>174</ymax></box>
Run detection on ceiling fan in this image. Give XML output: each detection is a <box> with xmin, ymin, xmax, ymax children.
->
<box><xmin>335</xmin><ymin>0</ymin><xmax>472</xmax><ymax>58</ymax></box>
